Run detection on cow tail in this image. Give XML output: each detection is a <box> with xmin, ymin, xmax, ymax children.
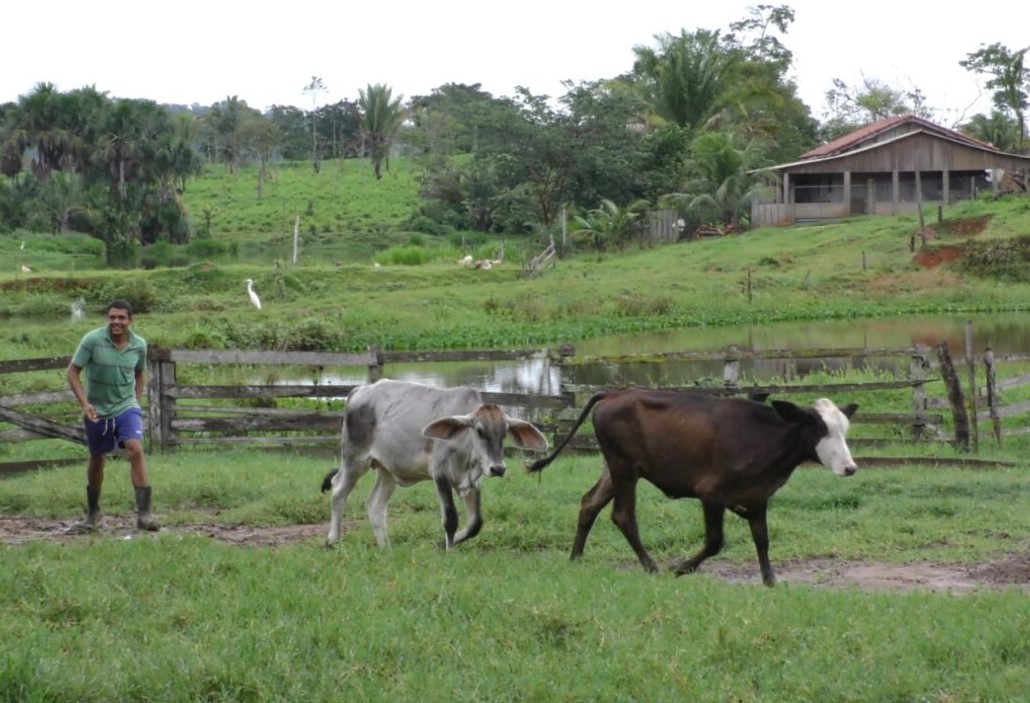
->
<box><xmin>320</xmin><ymin>468</ymin><xmax>338</xmax><ymax>493</ymax></box>
<box><xmin>525</xmin><ymin>392</ymin><xmax>610</xmax><ymax>473</ymax></box>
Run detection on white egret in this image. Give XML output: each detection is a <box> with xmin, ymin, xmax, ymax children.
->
<box><xmin>20</xmin><ymin>265</ymin><xmax>31</xmax><ymax>273</ymax></box>
<box><xmin>246</xmin><ymin>278</ymin><xmax>262</xmax><ymax>309</ymax></box>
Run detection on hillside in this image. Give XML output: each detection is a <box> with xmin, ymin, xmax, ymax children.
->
<box><xmin>1</xmin><ymin>159</ymin><xmax>1029</xmax><ymax>362</ymax></box>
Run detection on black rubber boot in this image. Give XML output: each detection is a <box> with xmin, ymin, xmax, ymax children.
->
<box><xmin>65</xmin><ymin>486</ymin><xmax>101</xmax><ymax>535</ymax></box>
<box><xmin>134</xmin><ymin>486</ymin><xmax>160</xmax><ymax>532</ymax></box>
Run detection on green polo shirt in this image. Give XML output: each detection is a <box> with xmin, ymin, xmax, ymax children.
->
<box><xmin>71</xmin><ymin>326</ymin><xmax>148</xmax><ymax>419</ymax></box>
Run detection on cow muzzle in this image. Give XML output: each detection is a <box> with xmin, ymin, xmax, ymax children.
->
<box><xmin>488</xmin><ymin>465</ymin><xmax>506</xmax><ymax>478</ymax></box>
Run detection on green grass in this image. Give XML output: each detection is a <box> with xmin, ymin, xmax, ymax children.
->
<box><xmin>1</xmin><ymin>449</ymin><xmax>1029</xmax><ymax>702</ymax></box>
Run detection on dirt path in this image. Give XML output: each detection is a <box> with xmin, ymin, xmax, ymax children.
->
<box><xmin>3</xmin><ymin>516</ymin><xmax>1028</xmax><ymax>592</ymax></box>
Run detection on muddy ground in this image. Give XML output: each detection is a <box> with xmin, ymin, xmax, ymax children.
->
<box><xmin>3</xmin><ymin>515</ymin><xmax>1028</xmax><ymax>593</ymax></box>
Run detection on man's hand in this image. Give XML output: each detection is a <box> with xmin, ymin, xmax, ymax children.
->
<box><xmin>83</xmin><ymin>404</ymin><xmax>98</xmax><ymax>422</ymax></box>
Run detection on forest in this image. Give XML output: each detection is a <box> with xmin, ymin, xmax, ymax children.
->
<box><xmin>1</xmin><ymin>5</ymin><xmax>1027</xmax><ymax>264</ymax></box>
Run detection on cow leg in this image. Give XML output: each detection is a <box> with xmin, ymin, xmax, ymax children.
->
<box><xmin>571</xmin><ymin>469</ymin><xmax>615</xmax><ymax>560</ymax></box>
<box><xmin>674</xmin><ymin>502</ymin><xmax>726</xmax><ymax>576</ymax></box>
<box><xmin>365</xmin><ymin>470</ymin><xmax>398</xmax><ymax>548</ymax></box>
<box><xmin>743</xmin><ymin>503</ymin><xmax>776</xmax><ymax>587</ymax></box>
<box><xmin>609</xmin><ymin>474</ymin><xmax>659</xmax><ymax>573</ymax></box>
<box><xmin>434</xmin><ymin>476</ymin><xmax>460</xmax><ymax>550</ymax></box>
<box><xmin>326</xmin><ymin>463</ymin><xmax>368</xmax><ymax>547</ymax></box>
<box><xmin>452</xmin><ymin>488</ymin><xmax>483</xmax><ymax>547</ymax></box>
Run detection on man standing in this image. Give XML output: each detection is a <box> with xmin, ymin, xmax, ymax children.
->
<box><xmin>66</xmin><ymin>300</ymin><xmax>159</xmax><ymax>533</ymax></box>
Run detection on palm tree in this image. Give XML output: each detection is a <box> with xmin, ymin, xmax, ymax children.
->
<box><xmin>660</xmin><ymin>130</ymin><xmax>771</xmax><ymax>229</ymax></box>
<box><xmin>571</xmin><ymin>198</ymin><xmax>651</xmax><ymax>252</ymax></box>
<box><xmin>303</xmin><ymin>76</ymin><xmax>326</xmax><ymax>172</ymax></box>
<box><xmin>358</xmin><ymin>83</ymin><xmax>406</xmax><ymax>180</ymax></box>
<box><xmin>632</xmin><ymin>30</ymin><xmax>733</xmax><ymax>131</ymax></box>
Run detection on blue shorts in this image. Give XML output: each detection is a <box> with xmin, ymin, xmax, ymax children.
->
<box><xmin>84</xmin><ymin>407</ymin><xmax>145</xmax><ymax>456</ymax></box>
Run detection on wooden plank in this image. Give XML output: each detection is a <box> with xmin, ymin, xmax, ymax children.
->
<box><xmin>0</xmin><ymin>457</ymin><xmax>82</xmax><ymax>476</ymax></box>
<box><xmin>171</xmin><ymin>435</ymin><xmax>339</xmax><ymax>447</ymax></box>
<box><xmin>996</xmin><ymin>373</ymin><xmax>1030</xmax><ymax>391</ymax></box>
<box><xmin>0</xmin><ymin>356</ymin><xmax>71</xmax><ymax>374</ymax></box>
<box><xmin>559</xmin><ymin>380</ymin><xmax>934</xmax><ymax>396</ymax></box>
<box><xmin>0</xmin><ymin>405</ymin><xmax>86</xmax><ymax>444</ymax></box>
<box><xmin>381</xmin><ymin>349</ymin><xmax>544</xmax><ymax>363</ymax></box>
<box><xmin>480</xmin><ymin>391</ymin><xmax>576</xmax><ymax>409</ymax></box>
<box><xmin>174</xmin><ymin>405</ymin><xmax>345</xmax><ymax>417</ymax></box>
<box><xmin>976</xmin><ymin>400</ymin><xmax>1030</xmax><ymax>420</ymax></box>
<box><xmin>158</xmin><ymin>349</ymin><xmax>377</xmax><ymax>366</ymax></box>
<box><xmin>166</xmin><ymin>385</ymin><xmax>359</xmax><ymax>400</ymax></box>
<box><xmin>0</xmin><ymin>389</ymin><xmax>77</xmax><ymax>406</ymax></box>
<box><xmin>171</xmin><ymin>415</ymin><xmax>342</xmax><ymax>432</ymax></box>
<box><xmin>558</xmin><ymin>347</ymin><xmax>923</xmax><ymax>366</ymax></box>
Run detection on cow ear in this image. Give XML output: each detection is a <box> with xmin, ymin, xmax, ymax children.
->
<box><xmin>841</xmin><ymin>403</ymin><xmax>859</xmax><ymax>419</ymax></box>
<box><xmin>422</xmin><ymin>415</ymin><xmax>471</xmax><ymax>441</ymax></box>
<box><xmin>771</xmin><ymin>400</ymin><xmax>816</xmax><ymax>425</ymax></box>
<box><xmin>507</xmin><ymin>418</ymin><xmax>549</xmax><ymax>453</ymax></box>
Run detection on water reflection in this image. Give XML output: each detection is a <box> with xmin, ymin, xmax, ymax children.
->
<box><xmin>290</xmin><ymin>311</ymin><xmax>1029</xmax><ymax>395</ymax></box>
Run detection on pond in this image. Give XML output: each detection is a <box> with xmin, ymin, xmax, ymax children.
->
<box><xmin>297</xmin><ymin>311</ymin><xmax>1030</xmax><ymax>394</ymax></box>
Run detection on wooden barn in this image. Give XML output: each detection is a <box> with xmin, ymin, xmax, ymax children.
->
<box><xmin>752</xmin><ymin>115</ymin><xmax>1030</xmax><ymax>227</ymax></box>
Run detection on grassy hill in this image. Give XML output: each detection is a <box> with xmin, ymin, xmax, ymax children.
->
<box><xmin>1</xmin><ymin>158</ymin><xmax>1029</xmax><ymax>362</ymax></box>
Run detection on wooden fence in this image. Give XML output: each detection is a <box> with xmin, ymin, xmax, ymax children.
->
<box><xmin>1</xmin><ymin>343</ymin><xmax>1028</xmax><ymax>474</ymax></box>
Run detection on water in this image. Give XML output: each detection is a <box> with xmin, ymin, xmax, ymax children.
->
<box><xmin>290</xmin><ymin>311</ymin><xmax>1030</xmax><ymax>394</ymax></box>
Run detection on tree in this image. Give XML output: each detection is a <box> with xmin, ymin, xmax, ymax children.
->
<box><xmin>358</xmin><ymin>83</ymin><xmax>405</xmax><ymax>180</ymax></box>
<box><xmin>819</xmin><ymin>76</ymin><xmax>932</xmax><ymax>142</ymax></box>
<box><xmin>632</xmin><ymin>29</ymin><xmax>735</xmax><ymax>130</ymax></box>
<box><xmin>303</xmin><ymin>76</ymin><xmax>326</xmax><ymax>172</ymax></box>
<box><xmin>571</xmin><ymin>198</ymin><xmax>651</xmax><ymax>252</ymax></box>
<box><xmin>239</xmin><ymin>113</ymin><xmax>281</xmax><ymax>199</ymax></box>
<box><xmin>961</xmin><ymin>110</ymin><xmax>1022</xmax><ymax>153</ymax></box>
<box><xmin>960</xmin><ymin>43</ymin><xmax>1029</xmax><ymax>152</ymax></box>
<box><xmin>660</xmin><ymin>129</ymin><xmax>771</xmax><ymax>229</ymax></box>
<box><xmin>266</xmin><ymin>104</ymin><xmax>309</xmax><ymax>161</ymax></box>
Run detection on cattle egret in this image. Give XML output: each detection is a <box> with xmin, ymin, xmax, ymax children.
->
<box><xmin>20</xmin><ymin>265</ymin><xmax>31</xmax><ymax>273</ymax></box>
<box><xmin>19</xmin><ymin>241</ymin><xmax>25</xmax><ymax>250</ymax></box>
<box><xmin>71</xmin><ymin>298</ymin><xmax>87</xmax><ymax>321</ymax></box>
<box><xmin>246</xmin><ymin>278</ymin><xmax>262</xmax><ymax>309</ymax></box>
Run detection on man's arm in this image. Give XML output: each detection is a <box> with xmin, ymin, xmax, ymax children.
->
<box><xmin>135</xmin><ymin>368</ymin><xmax>146</xmax><ymax>407</ymax></box>
<box><xmin>67</xmin><ymin>362</ymin><xmax>97</xmax><ymax>422</ymax></box>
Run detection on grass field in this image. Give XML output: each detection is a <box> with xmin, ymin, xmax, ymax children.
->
<box><xmin>2</xmin><ymin>160</ymin><xmax>1030</xmax><ymax>701</ymax></box>
<box><xmin>1</xmin><ymin>449</ymin><xmax>1029</xmax><ymax>702</ymax></box>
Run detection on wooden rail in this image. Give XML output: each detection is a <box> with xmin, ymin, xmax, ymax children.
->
<box><xmin>2</xmin><ymin>344</ymin><xmax>1028</xmax><ymax>473</ymax></box>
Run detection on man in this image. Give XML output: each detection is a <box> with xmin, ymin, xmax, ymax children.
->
<box><xmin>66</xmin><ymin>300</ymin><xmax>159</xmax><ymax>533</ymax></box>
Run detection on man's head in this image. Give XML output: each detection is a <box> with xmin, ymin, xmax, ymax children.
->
<box><xmin>107</xmin><ymin>300</ymin><xmax>134</xmax><ymax>319</ymax></box>
<box><xmin>106</xmin><ymin>300</ymin><xmax>134</xmax><ymax>338</ymax></box>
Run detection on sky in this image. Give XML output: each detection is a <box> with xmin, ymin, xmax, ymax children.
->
<box><xmin>4</xmin><ymin>1</ymin><xmax>1027</xmax><ymax>126</ymax></box>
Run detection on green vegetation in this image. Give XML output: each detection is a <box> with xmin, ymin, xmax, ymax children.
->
<box><xmin>1</xmin><ymin>450</ymin><xmax>1029</xmax><ymax>702</ymax></box>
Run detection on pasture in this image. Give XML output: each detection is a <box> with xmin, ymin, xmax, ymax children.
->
<box><xmin>3</xmin><ymin>166</ymin><xmax>1030</xmax><ymax>701</ymax></box>
<box><xmin>2</xmin><ymin>448</ymin><xmax>1028</xmax><ymax>702</ymax></box>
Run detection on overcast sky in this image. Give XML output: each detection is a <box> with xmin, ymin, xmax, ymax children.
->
<box><xmin>4</xmin><ymin>1</ymin><xmax>1026</xmax><ymax>125</ymax></box>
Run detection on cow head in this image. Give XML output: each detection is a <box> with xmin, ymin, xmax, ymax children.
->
<box><xmin>422</xmin><ymin>404</ymin><xmax>549</xmax><ymax>478</ymax></box>
<box><xmin>773</xmin><ymin>398</ymin><xmax>859</xmax><ymax>477</ymax></box>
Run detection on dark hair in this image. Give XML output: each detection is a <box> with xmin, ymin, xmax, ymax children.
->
<box><xmin>107</xmin><ymin>300</ymin><xmax>134</xmax><ymax>319</ymax></box>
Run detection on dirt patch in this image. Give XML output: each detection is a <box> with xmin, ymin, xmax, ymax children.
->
<box><xmin>938</xmin><ymin>214</ymin><xmax>992</xmax><ymax>236</ymax></box>
<box><xmin>2</xmin><ymin>516</ymin><xmax>1028</xmax><ymax>593</ymax></box>
<box><xmin>913</xmin><ymin>245</ymin><xmax>963</xmax><ymax>268</ymax></box>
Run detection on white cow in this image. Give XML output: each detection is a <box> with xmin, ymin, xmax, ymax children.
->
<box><xmin>322</xmin><ymin>379</ymin><xmax>549</xmax><ymax>549</ymax></box>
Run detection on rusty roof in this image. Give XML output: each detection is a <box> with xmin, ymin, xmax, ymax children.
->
<box><xmin>800</xmin><ymin>114</ymin><xmax>995</xmax><ymax>160</ymax></box>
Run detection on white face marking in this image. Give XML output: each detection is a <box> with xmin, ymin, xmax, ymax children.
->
<box><xmin>813</xmin><ymin>399</ymin><xmax>858</xmax><ymax>477</ymax></box>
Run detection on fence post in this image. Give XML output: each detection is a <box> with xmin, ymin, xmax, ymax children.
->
<box><xmin>936</xmin><ymin>341</ymin><xmax>970</xmax><ymax>452</ymax></box>
<box><xmin>910</xmin><ymin>345</ymin><xmax>930</xmax><ymax>440</ymax></box>
<box><xmin>964</xmin><ymin>320</ymin><xmax>979</xmax><ymax>454</ymax></box>
<box><xmin>367</xmin><ymin>345</ymin><xmax>384</xmax><ymax>382</ymax></box>
<box><xmin>146</xmin><ymin>348</ymin><xmax>177</xmax><ymax>454</ymax></box>
<box><xmin>723</xmin><ymin>345</ymin><xmax>741</xmax><ymax>389</ymax></box>
<box><xmin>984</xmin><ymin>348</ymin><xmax>1002</xmax><ymax>447</ymax></box>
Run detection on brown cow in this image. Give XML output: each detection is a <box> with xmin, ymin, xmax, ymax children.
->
<box><xmin>527</xmin><ymin>390</ymin><xmax>858</xmax><ymax>586</ymax></box>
